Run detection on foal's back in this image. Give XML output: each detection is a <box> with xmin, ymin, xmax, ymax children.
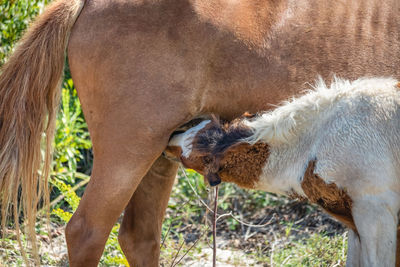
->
<box><xmin>308</xmin><ymin>78</ymin><xmax>400</xmax><ymax>196</ymax></box>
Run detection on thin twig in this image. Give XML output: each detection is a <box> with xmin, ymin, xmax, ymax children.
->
<box><xmin>180</xmin><ymin>166</ymin><xmax>214</xmax><ymax>213</ymax></box>
<box><xmin>244</xmin><ymin>223</ymin><xmax>252</xmax><ymax>240</ymax></box>
<box><xmin>281</xmin><ymin>255</ymin><xmax>292</xmax><ymax>265</ymax></box>
<box><xmin>228</xmin><ymin>212</ymin><xmax>276</xmax><ymax>228</ymax></box>
<box><xmin>160</xmin><ymin>221</ymin><xmax>173</xmax><ymax>249</ymax></box>
<box><xmin>173</xmin><ymin>231</ymin><xmax>206</xmax><ymax>267</ymax></box>
<box><xmin>181</xmin><ymin>166</ymin><xmax>276</xmax><ymax>228</ymax></box>
<box><xmin>270</xmin><ymin>230</ymin><xmax>278</xmax><ymax>267</ymax></box>
<box><xmin>170</xmin><ymin>239</ymin><xmax>185</xmax><ymax>267</ymax></box>
<box><xmin>161</xmin><ymin>199</ymin><xmax>191</xmax><ymax>249</ymax></box>
<box><xmin>212</xmin><ymin>186</ymin><xmax>219</xmax><ymax>267</ymax></box>
<box><xmin>180</xmin><ymin>167</ymin><xmax>279</xmax><ymax>266</ymax></box>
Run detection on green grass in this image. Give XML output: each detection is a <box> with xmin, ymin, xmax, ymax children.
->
<box><xmin>265</xmin><ymin>232</ymin><xmax>347</xmax><ymax>266</ymax></box>
<box><xmin>159</xmin><ymin>170</ymin><xmax>348</xmax><ymax>266</ymax></box>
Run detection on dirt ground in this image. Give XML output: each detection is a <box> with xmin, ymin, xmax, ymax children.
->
<box><xmin>35</xmin><ymin>194</ymin><xmax>346</xmax><ymax>266</ymax></box>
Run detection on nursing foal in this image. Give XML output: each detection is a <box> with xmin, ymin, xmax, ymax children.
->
<box><xmin>168</xmin><ymin>77</ymin><xmax>400</xmax><ymax>267</ymax></box>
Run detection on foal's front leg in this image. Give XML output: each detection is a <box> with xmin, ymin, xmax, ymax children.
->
<box><xmin>346</xmin><ymin>229</ymin><xmax>361</xmax><ymax>267</ymax></box>
<box><xmin>352</xmin><ymin>195</ymin><xmax>399</xmax><ymax>267</ymax></box>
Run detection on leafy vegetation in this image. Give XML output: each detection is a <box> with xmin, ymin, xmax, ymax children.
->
<box><xmin>268</xmin><ymin>233</ymin><xmax>347</xmax><ymax>266</ymax></box>
<box><xmin>0</xmin><ymin>1</ymin><xmax>348</xmax><ymax>266</ymax></box>
<box><xmin>0</xmin><ymin>0</ymin><xmax>49</xmax><ymax>65</ymax></box>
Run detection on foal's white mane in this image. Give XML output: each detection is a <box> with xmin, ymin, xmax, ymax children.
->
<box><xmin>243</xmin><ymin>77</ymin><xmax>399</xmax><ymax>145</ymax></box>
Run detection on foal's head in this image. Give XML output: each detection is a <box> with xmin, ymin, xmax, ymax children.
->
<box><xmin>166</xmin><ymin>115</ymin><xmax>270</xmax><ymax>188</ymax></box>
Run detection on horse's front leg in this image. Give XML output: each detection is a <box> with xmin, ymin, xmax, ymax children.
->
<box><xmin>352</xmin><ymin>195</ymin><xmax>399</xmax><ymax>267</ymax></box>
<box><xmin>118</xmin><ymin>155</ymin><xmax>178</xmax><ymax>266</ymax></box>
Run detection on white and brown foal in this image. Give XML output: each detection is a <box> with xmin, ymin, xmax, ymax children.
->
<box><xmin>167</xmin><ymin>77</ymin><xmax>400</xmax><ymax>267</ymax></box>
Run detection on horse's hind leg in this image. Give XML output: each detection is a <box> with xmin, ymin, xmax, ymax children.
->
<box><xmin>64</xmin><ymin>93</ymin><xmax>191</xmax><ymax>266</ymax></box>
<box><xmin>65</xmin><ymin>142</ymin><xmax>162</xmax><ymax>266</ymax></box>
<box><xmin>66</xmin><ymin>4</ymin><xmax>197</xmax><ymax>263</ymax></box>
<box><xmin>118</xmin><ymin>156</ymin><xmax>178</xmax><ymax>266</ymax></box>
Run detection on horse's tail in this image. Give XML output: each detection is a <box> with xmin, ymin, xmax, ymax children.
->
<box><xmin>0</xmin><ymin>0</ymin><xmax>85</xmax><ymax>262</ymax></box>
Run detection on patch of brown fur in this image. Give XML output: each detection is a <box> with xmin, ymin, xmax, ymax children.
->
<box><xmin>189</xmin><ymin>115</ymin><xmax>268</xmax><ymax>187</ymax></box>
<box><xmin>176</xmin><ymin>115</ymin><xmax>269</xmax><ymax>188</ymax></box>
<box><xmin>301</xmin><ymin>161</ymin><xmax>355</xmax><ymax>230</ymax></box>
<box><xmin>216</xmin><ymin>142</ymin><xmax>270</xmax><ymax>189</ymax></box>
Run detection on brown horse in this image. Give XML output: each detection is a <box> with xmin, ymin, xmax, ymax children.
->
<box><xmin>0</xmin><ymin>0</ymin><xmax>399</xmax><ymax>266</ymax></box>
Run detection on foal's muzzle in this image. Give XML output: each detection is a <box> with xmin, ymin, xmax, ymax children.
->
<box><xmin>206</xmin><ymin>172</ymin><xmax>221</xmax><ymax>186</ymax></box>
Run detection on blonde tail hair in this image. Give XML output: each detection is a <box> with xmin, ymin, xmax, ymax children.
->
<box><xmin>0</xmin><ymin>0</ymin><xmax>85</xmax><ymax>263</ymax></box>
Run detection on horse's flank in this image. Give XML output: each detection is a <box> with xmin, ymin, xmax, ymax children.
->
<box><xmin>192</xmin><ymin>0</ymin><xmax>288</xmax><ymax>47</ymax></box>
<box><xmin>69</xmin><ymin>0</ymin><xmax>400</xmax><ymax>121</ymax></box>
